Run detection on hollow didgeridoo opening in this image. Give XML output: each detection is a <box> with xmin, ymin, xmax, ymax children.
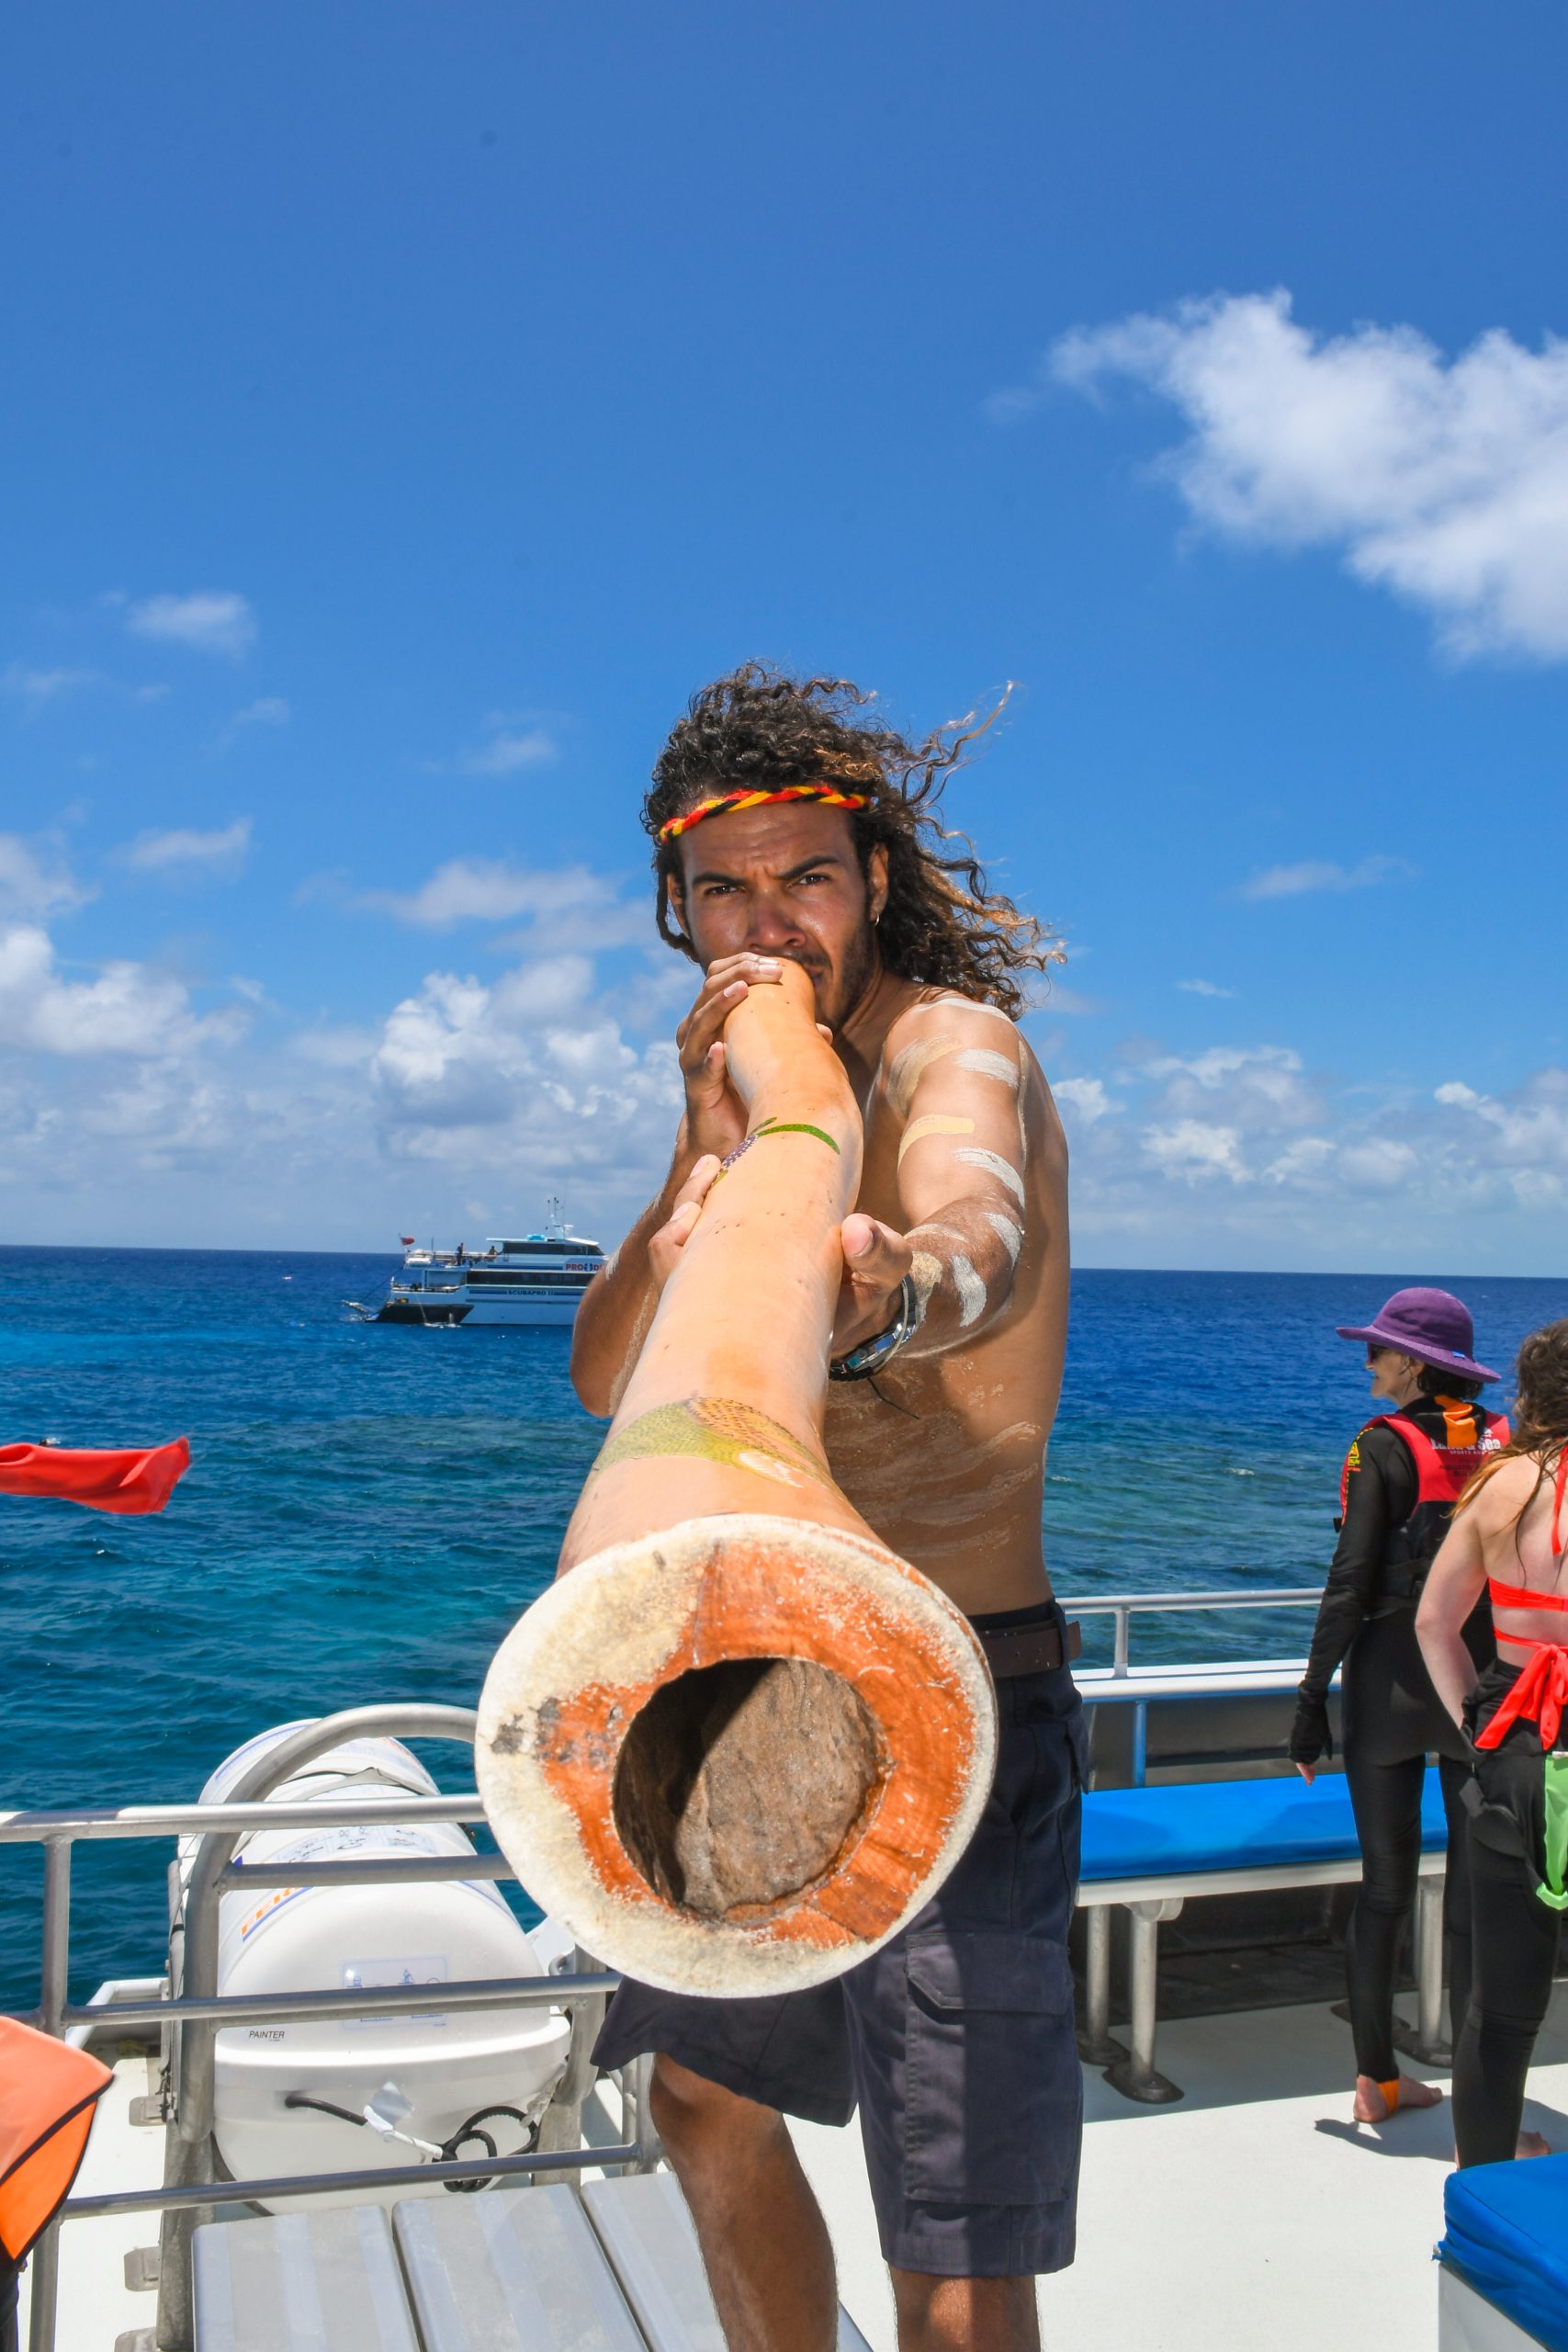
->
<box><xmin>477</xmin><ymin>1511</ymin><xmax>996</xmax><ymax>1996</ymax></box>
<box><xmin>475</xmin><ymin>963</ymin><xmax>997</xmax><ymax>1995</ymax></box>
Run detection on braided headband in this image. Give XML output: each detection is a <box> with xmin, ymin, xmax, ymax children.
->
<box><xmin>658</xmin><ymin>784</ymin><xmax>870</xmax><ymax>847</ymax></box>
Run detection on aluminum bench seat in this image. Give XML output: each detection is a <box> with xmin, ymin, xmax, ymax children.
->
<box><xmin>581</xmin><ymin>2173</ymin><xmax>872</xmax><ymax>2352</ymax></box>
<box><xmin>394</xmin><ymin>2183</ymin><xmax>646</xmax><ymax>2352</ymax></box>
<box><xmin>1077</xmin><ymin>1771</ymin><xmax>1450</xmax><ymax>2105</ymax></box>
<box><xmin>1438</xmin><ymin>2152</ymin><xmax>1568</xmax><ymax>2351</ymax></box>
<box><xmin>192</xmin><ymin>2204</ymin><xmax>421</xmax><ymax>2352</ymax></box>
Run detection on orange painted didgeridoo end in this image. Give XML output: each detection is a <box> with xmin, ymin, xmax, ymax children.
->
<box><xmin>476</xmin><ymin>962</ymin><xmax>998</xmax><ymax>1996</ymax></box>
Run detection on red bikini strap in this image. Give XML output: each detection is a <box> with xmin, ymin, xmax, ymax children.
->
<box><xmin>1490</xmin><ymin>1577</ymin><xmax>1568</xmax><ymax>1613</ymax></box>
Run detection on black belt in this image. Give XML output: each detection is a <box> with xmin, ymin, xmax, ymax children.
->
<box><xmin>976</xmin><ymin>1616</ymin><xmax>1082</xmax><ymax>1679</ymax></box>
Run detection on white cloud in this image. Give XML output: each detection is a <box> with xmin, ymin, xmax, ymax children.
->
<box><xmin>2</xmin><ymin>662</ymin><xmax>100</xmax><ymax>707</ymax></box>
<box><xmin>229</xmin><ymin>695</ymin><xmax>289</xmax><ymax>732</ymax></box>
<box><xmin>124</xmin><ymin>817</ymin><xmax>253</xmax><ymax>876</ymax></box>
<box><xmin>0</xmin><ymin>836</ymin><xmax>95</xmax><ymax>920</ymax></box>
<box><xmin>454</xmin><ymin>725</ymin><xmax>557</xmax><ymax>776</ymax></box>
<box><xmin>126</xmin><ymin>591</ymin><xmax>256</xmax><ymax>657</ymax></box>
<box><xmin>1013</xmin><ymin>289</ymin><xmax>1568</xmax><ymax>661</ymax></box>
<box><xmin>1144</xmin><ymin>1043</ymin><xmax>1321</xmax><ymax>1129</ymax></box>
<box><xmin>1435</xmin><ymin>1069</ymin><xmax>1568</xmax><ymax>1186</ymax></box>
<box><xmin>0</xmin><ymin>923</ymin><xmax>242</xmax><ymax>1057</ymax></box>
<box><xmin>1178</xmin><ymin>978</ymin><xmax>1235</xmax><ymax>998</ymax></box>
<box><xmin>368</xmin><ymin>954</ymin><xmax>682</xmax><ymax>1176</ymax></box>
<box><xmin>1054</xmin><ymin>1075</ymin><xmax>1117</xmax><ymax>1124</ymax></box>
<box><xmin>1241</xmin><ymin>855</ymin><xmax>1409</xmax><ymax>901</ymax></box>
<box><xmin>361</xmin><ymin>857</ymin><xmax>623</xmax><ymax>935</ymax></box>
<box><xmin>1142</xmin><ymin>1118</ymin><xmax>1247</xmax><ymax>1182</ymax></box>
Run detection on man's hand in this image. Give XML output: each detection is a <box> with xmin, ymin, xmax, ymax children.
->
<box><xmin>675</xmin><ymin>955</ymin><xmax>785</xmax><ymax>1160</ymax></box>
<box><xmin>648</xmin><ymin>1156</ymin><xmax>721</xmax><ymax>1292</ymax></box>
<box><xmin>831</xmin><ymin>1214</ymin><xmax>915</xmax><ymax>1358</ymax></box>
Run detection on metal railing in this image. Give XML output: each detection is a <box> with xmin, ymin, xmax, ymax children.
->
<box><xmin>1058</xmin><ymin>1585</ymin><xmax>1321</xmax><ymax>1675</ymax></box>
<box><xmin>0</xmin><ymin>1702</ymin><xmax>653</xmax><ymax>2352</ymax></box>
<box><xmin>2</xmin><ymin>1604</ymin><xmax>1326</xmax><ymax>2349</ymax></box>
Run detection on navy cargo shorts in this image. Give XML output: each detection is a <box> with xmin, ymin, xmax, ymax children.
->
<box><xmin>592</xmin><ymin>1600</ymin><xmax>1088</xmax><ymax>2278</ymax></box>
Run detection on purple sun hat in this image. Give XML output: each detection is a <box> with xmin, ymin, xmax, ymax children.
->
<box><xmin>1336</xmin><ymin>1286</ymin><xmax>1500</xmax><ymax>1385</ymax></box>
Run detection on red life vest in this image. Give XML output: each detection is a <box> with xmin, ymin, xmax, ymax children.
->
<box><xmin>0</xmin><ymin>2019</ymin><xmax>112</xmax><ymax>2264</ymax></box>
<box><xmin>0</xmin><ymin>1437</ymin><xmax>189</xmax><ymax>1515</ymax></box>
<box><xmin>1339</xmin><ymin>1401</ymin><xmax>1510</xmax><ymax>1600</ymax></box>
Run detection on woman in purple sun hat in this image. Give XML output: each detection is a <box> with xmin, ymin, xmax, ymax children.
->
<box><xmin>1291</xmin><ymin>1287</ymin><xmax>1509</xmax><ymax>2126</ymax></box>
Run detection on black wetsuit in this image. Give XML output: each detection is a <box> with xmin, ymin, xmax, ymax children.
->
<box><xmin>1451</xmin><ymin>1658</ymin><xmax>1562</xmax><ymax>2165</ymax></box>
<box><xmin>1290</xmin><ymin>1397</ymin><xmax>1494</xmax><ymax>2081</ymax></box>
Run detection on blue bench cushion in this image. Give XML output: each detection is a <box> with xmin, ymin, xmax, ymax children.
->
<box><xmin>1079</xmin><ymin>1771</ymin><xmax>1448</xmax><ymax>1884</ymax></box>
<box><xmin>1441</xmin><ymin>2153</ymin><xmax>1568</xmax><ymax>2352</ymax></box>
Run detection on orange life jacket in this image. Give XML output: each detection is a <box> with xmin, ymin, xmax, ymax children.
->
<box><xmin>0</xmin><ymin>2019</ymin><xmax>112</xmax><ymax>2264</ymax></box>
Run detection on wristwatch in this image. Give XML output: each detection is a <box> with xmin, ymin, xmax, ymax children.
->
<box><xmin>829</xmin><ymin>1274</ymin><xmax>920</xmax><ymax>1383</ymax></box>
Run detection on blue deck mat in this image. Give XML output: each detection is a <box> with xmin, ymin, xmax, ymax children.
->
<box><xmin>1079</xmin><ymin>1771</ymin><xmax>1448</xmax><ymax>1883</ymax></box>
<box><xmin>1441</xmin><ymin>2154</ymin><xmax>1568</xmax><ymax>2351</ymax></box>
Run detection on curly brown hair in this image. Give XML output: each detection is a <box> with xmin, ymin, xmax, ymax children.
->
<box><xmin>1458</xmin><ymin>1317</ymin><xmax>1568</xmax><ymax>1538</ymax></box>
<box><xmin>643</xmin><ymin>663</ymin><xmax>1059</xmax><ymax>1017</ymax></box>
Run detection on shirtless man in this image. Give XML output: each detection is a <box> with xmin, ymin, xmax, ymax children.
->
<box><xmin>571</xmin><ymin>666</ymin><xmax>1083</xmax><ymax>2352</ymax></box>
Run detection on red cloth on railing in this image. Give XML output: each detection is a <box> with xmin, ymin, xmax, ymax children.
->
<box><xmin>0</xmin><ymin>1437</ymin><xmax>190</xmax><ymax>1515</ymax></box>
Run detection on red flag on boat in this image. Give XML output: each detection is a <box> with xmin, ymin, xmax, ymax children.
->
<box><xmin>400</xmin><ymin>1235</ymin><xmax>416</xmax><ymax>1247</ymax></box>
<box><xmin>0</xmin><ymin>1437</ymin><xmax>190</xmax><ymax>1515</ymax></box>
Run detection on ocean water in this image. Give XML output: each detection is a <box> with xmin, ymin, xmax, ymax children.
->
<box><xmin>2</xmin><ymin>1245</ymin><xmax>1562</xmax><ymax>2010</ymax></box>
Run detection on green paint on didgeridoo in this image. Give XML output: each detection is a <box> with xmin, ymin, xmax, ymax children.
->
<box><xmin>587</xmin><ymin>1396</ymin><xmax>832</xmax><ymax>1491</ymax></box>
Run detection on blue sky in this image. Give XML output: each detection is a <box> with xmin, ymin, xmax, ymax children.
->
<box><xmin>5</xmin><ymin>0</ymin><xmax>1566</xmax><ymax>1270</ymax></box>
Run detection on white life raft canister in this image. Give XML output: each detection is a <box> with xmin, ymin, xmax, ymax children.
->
<box><xmin>179</xmin><ymin>1724</ymin><xmax>571</xmax><ymax>2211</ymax></box>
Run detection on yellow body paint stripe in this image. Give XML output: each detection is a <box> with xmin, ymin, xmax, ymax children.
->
<box><xmin>898</xmin><ymin>1113</ymin><xmax>976</xmax><ymax>1163</ymax></box>
<box><xmin>886</xmin><ymin>1035</ymin><xmax>963</xmax><ymax>1117</ymax></box>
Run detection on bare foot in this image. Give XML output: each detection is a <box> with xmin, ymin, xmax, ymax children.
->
<box><xmin>1354</xmin><ymin>2073</ymin><xmax>1443</xmax><ymax>2121</ymax></box>
<box><xmin>1518</xmin><ymin>2131</ymin><xmax>1551</xmax><ymax>2157</ymax></box>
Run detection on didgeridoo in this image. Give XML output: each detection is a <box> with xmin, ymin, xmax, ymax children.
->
<box><xmin>476</xmin><ymin>963</ymin><xmax>997</xmax><ymax>1996</ymax></box>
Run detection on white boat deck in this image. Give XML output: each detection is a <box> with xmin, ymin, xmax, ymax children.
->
<box><xmin>26</xmin><ymin>1984</ymin><xmax>1568</xmax><ymax>2351</ymax></box>
<box><xmin>799</xmin><ymin>1984</ymin><xmax>1568</xmax><ymax>2352</ymax></box>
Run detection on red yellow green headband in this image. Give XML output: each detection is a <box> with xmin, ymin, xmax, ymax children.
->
<box><xmin>658</xmin><ymin>783</ymin><xmax>870</xmax><ymax>847</ymax></box>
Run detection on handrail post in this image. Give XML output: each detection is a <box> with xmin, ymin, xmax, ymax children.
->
<box><xmin>1112</xmin><ymin>1606</ymin><xmax>1131</xmax><ymax>1678</ymax></box>
<box><xmin>536</xmin><ymin>1946</ymin><xmax>606</xmax><ymax>2165</ymax></box>
<box><xmin>26</xmin><ymin>1838</ymin><xmax>72</xmax><ymax>2352</ymax></box>
<box><xmin>39</xmin><ymin>1836</ymin><xmax>71</xmax><ymax>2034</ymax></box>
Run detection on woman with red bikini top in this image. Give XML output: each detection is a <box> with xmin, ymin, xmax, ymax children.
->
<box><xmin>1418</xmin><ymin>1316</ymin><xmax>1568</xmax><ymax>2168</ymax></box>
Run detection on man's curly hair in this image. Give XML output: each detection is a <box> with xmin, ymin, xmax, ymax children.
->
<box><xmin>644</xmin><ymin>664</ymin><xmax>1058</xmax><ymax>1017</ymax></box>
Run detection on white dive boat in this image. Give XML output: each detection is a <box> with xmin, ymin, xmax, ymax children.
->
<box><xmin>8</xmin><ymin>1592</ymin><xmax>1568</xmax><ymax>2352</ymax></box>
<box><xmin>346</xmin><ymin>1201</ymin><xmax>606</xmax><ymax>1329</ymax></box>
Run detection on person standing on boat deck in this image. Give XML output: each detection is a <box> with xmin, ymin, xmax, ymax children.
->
<box><xmin>1290</xmin><ymin>1289</ymin><xmax>1507</xmax><ymax>2125</ymax></box>
<box><xmin>571</xmin><ymin>665</ymin><xmax>1080</xmax><ymax>2352</ymax></box>
<box><xmin>1418</xmin><ymin>1319</ymin><xmax>1568</xmax><ymax>2167</ymax></box>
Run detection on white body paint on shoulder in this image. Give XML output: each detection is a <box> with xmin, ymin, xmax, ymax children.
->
<box><xmin>983</xmin><ymin>1210</ymin><xmax>1023</xmax><ymax>1265</ymax></box>
<box><xmin>953</xmin><ymin>1145</ymin><xmax>1026</xmax><ymax>1206</ymax></box>
<box><xmin>953</xmin><ymin>1046</ymin><xmax>1019</xmax><ymax>1089</ymax></box>
<box><xmin>951</xmin><ymin>1254</ymin><xmax>987</xmax><ymax>1329</ymax></box>
<box><xmin>929</xmin><ymin>994</ymin><xmax>1017</xmax><ymax>1028</ymax></box>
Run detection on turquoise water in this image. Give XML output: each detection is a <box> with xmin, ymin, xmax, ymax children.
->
<box><xmin>2</xmin><ymin>1246</ymin><xmax>1562</xmax><ymax>2009</ymax></box>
